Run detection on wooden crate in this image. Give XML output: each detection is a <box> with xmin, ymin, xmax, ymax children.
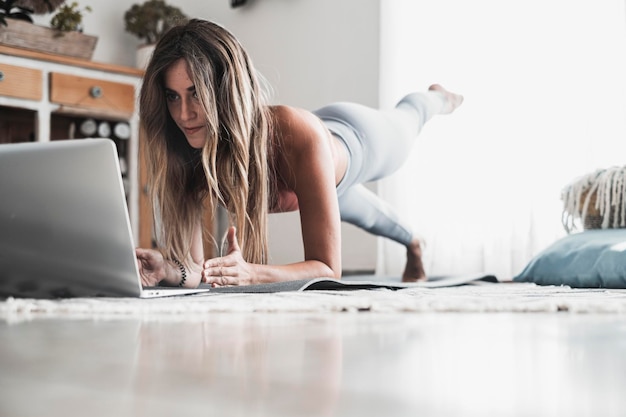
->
<box><xmin>0</xmin><ymin>18</ymin><xmax>97</xmax><ymax>60</ymax></box>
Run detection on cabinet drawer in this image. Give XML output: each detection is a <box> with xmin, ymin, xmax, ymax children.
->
<box><xmin>0</xmin><ymin>63</ymin><xmax>42</xmax><ymax>101</ymax></box>
<box><xmin>50</xmin><ymin>72</ymin><xmax>135</xmax><ymax>115</ymax></box>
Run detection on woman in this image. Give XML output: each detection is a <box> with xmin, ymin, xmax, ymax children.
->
<box><xmin>135</xmin><ymin>19</ymin><xmax>463</xmax><ymax>288</ymax></box>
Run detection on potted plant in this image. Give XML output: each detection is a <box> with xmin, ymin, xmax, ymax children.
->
<box><xmin>124</xmin><ymin>0</ymin><xmax>187</xmax><ymax>68</ymax></box>
<box><xmin>50</xmin><ymin>1</ymin><xmax>91</xmax><ymax>33</ymax></box>
<box><xmin>0</xmin><ymin>0</ymin><xmax>97</xmax><ymax>60</ymax></box>
<box><xmin>0</xmin><ymin>0</ymin><xmax>65</xmax><ymax>25</ymax></box>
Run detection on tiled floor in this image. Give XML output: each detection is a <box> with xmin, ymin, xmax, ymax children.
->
<box><xmin>1</xmin><ymin>312</ymin><xmax>625</xmax><ymax>416</ymax></box>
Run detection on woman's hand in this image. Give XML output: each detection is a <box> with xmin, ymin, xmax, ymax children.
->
<box><xmin>202</xmin><ymin>227</ymin><xmax>255</xmax><ymax>287</ymax></box>
<box><xmin>135</xmin><ymin>248</ymin><xmax>167</xmax><ymax>287</ymax></box>
<box><xmin>136</xmin><ymin>248</ymin><xmax>203</xmax><ymax>288</ymax></box>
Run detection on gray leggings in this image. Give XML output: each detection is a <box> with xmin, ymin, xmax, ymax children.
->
<box><xmin>313</xmin><ymin>91</ymin><xmax>447</xmax><ymax>246</ymax></box>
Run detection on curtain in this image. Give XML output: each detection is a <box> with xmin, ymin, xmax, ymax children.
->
<box><xmin>378</xmin><ymin>0</ymin><xmax>626</xmax><ymax>280</ymax></box>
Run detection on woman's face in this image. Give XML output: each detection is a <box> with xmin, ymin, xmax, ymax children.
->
<box><xmin>163</xmin><ymin>58</ymin><xmax>207</xmax><ymax>149</ymax></box>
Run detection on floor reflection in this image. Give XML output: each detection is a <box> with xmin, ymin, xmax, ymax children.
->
<box><xmin>1</xmin><ymin>313</ymin><xmax>626</xmax><ymax>417</ymax></box>
<box><xmin>131</xmin><ymin>315</ymin><xmax>343</xmax><ymax>416</ymax></box>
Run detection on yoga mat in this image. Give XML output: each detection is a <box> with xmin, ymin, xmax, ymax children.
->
<box><xmin>203</xmin><ymin>273</ymin><xmax>498</xmax><ymax>293</ymax></box>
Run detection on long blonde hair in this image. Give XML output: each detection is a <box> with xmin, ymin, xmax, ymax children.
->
<box><xmin>139</xmin><ymin>19</ymin><xmax>275</xmax><ymax>265</ymax></box>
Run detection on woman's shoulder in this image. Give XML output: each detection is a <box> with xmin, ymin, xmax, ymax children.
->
<box><xmin>270</xmin><ymin>105</ymin><xmax>328</xmax><ymax>148</ymax></box>
<box><xmin>271</xmin><ymin>105</ymin><xmax>316</xmax><ymax>126</ymax></box>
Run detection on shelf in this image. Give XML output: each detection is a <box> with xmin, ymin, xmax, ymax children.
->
<box><xmin>0</xmin><ymin>106</ymin><xmax>35</xmax><ymax>144</ymax></box>
<box><xmin>0</xmin><ymin>49</ymin><xmax>147</xmax><ymax>247</ymax></box>
<box><xmin>0</xmin><ymin>45</ymin><xmax>144</xmax><ymax>77</ymax></box>
<box><xmin>52</xmin><ymin>105</ymin><xmax>134</xmax><ymax>122</ymax></box>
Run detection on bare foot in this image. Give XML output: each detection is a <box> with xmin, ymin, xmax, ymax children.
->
<box><xmin>429</xmin><ymin>84</ymin><xmax>464</xmax><ymax>114</ymax></box>
<box><xmin>402</xmin><ymin>239</ymin><xmax>427</xmax><ymax>282</ymax></box>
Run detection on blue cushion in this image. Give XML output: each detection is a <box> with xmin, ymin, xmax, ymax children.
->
<box><xmin>513</xmin><ymin>229</ymin><xmax>626</xmax><ymax>288</ymax></box>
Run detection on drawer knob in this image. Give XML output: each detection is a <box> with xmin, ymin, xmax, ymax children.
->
<box><xmin>90</xmin><ymin>86</ymin><xmax>103</xmax><ymax>98</ymax></box>
<box><xmin>0</xmin><ymin>71</ymin><xmax>4</xmax><ymax>82</ymax></box>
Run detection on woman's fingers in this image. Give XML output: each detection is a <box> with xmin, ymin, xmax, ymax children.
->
<box><xmin>202</xmin><ymin>257</ymin><xmax>236</xmax><ymax>284</ymax></box>
<box><xmin>224</xmin><ymin>226</ymin><xmax>240</xmax><ymax>255</ymax></box>
<box><xmin>202</xmin><ymin>228</ymin><xmax>247</xmax><ymax>286</ymax></box>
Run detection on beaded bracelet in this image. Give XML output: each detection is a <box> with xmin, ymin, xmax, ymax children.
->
<box><xmin>171</xmin><ymin>258</ymin><xmax>187</xmax><ymax>287</ymax></box>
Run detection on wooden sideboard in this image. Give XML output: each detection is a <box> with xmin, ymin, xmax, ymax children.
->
<box><xmin>0</xmin><ymin>45</ymin><xmax>152</xmax><ymax>249</ymax></box>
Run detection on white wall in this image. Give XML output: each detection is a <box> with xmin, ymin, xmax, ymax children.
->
<box><xmin>35</xmin><ymin>0</ymin><xmax>382</xmax><ymax>271</ymax></box>
<box><xmin>377</xmin><ymin>0</ymin><xmax>626</xmax><ymax>279</ymax></box>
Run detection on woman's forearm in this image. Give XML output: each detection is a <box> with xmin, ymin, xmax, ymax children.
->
<box><xmin>250</xmin><ymin>260</ymin><xmax>340</xmax><ymax>284</ymax></box>
<box><xmin>202</xmin><ymin>258</ymin><xmax>339</xmax><ymax>287</ymax></box>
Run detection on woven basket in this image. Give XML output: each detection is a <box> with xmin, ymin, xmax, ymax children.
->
<box><xmin>580</xmin><ymin>189</ymin><xmax>612</xmax><ymax>230</ymax></box>
<box><xmin>562</xmin><ymin>166</ymin><xmax>626</xmax><ymax>232</ymax></box>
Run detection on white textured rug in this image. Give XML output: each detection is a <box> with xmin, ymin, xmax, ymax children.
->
<box><xmin>2</xmin><ymin>282</ymin><xmax>626</xmax><ymax>320</ymax></box>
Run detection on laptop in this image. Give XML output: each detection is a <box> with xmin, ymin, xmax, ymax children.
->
<box><xmin>0</xmin><ymin>139</ymin><xmax>212</xmax><ymax>298</ymax></box>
